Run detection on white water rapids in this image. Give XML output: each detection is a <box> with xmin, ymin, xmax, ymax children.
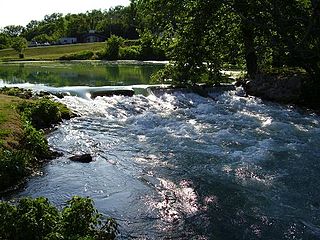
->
<box><xmin>8</xmin><ymin>87</ymin><xmax>320</xmax><ymax>239</ymax></box>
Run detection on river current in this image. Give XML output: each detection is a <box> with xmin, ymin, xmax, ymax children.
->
<box><xmin>8</xmin><ymin>87</ymin><xmax>320</xmax><ymax>239</ymax></box>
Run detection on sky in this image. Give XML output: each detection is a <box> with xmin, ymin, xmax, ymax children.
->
<box><xmin>0</xmin><ymin>0</ymin><xmax>130</xmax><ymax>28</ymax></box>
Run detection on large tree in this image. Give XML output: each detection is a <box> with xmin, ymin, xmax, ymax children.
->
<box><xmin>12</xmin><ymin>37</ymin><xmax>27</xmax><ymax>58</ymax></box>
<box><xmin>136</xmin><ymin>0</ymin><xmax>320</xmax><ymax>84</ymax></box>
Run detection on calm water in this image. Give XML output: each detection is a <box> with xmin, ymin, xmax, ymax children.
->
<box><xmin>0</xmin><ymin>61</ymin><xmax>164</xmax><ymax>87</ymax></box>
<box><xmin>1</xmin><ymin>62</ymin><xmax>320</xmax><ymax>239</ymax></box>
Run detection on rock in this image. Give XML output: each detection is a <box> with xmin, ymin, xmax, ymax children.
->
<box><xmin>69</xmin><ymin>154</ymin><xmax>93</xmax><ymax>163</ymax></box>
<box><xmin>243</xmin><ymin>73</ymin><xmax>306</xmax><ymax>104</ymax></box>
<box><xmin>91</xmin><ymin>90</ymin><xmax>134</xmax><ymax>98</ymax></box>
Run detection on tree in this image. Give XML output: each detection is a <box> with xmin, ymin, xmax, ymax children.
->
<box><xmin>137</xmin><ymin>0</ymin><xmax>320</xmax><ymax>85</ymax></box>
<box><xmin>12</xmin><ymin>37</ymin><xmax>27</xmax><ymax>58</ymax></box>
<box><xmin>0</xmin><ymin>33</ymin><xmax>12</xmax><ymax>49</ymax></box>
<box><xmin>136</xmin><ymin>0</ymin><xmax>238</xmax><ymax>85</ymax></box>
<box><xmin>2</xmin><ymin>25</ymin><xmax>25</xmax><ymax>37</ymax></box>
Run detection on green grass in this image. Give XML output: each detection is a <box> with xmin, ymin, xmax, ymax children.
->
<box><xmin>0</xmin><ymin>42</ymin><xmax>105</xmax><ymax>61</ymax></box>
<box><xmin>0</xmin><ymin>94</ymin><xmax>23</xmax><ymax>149</ymax></box>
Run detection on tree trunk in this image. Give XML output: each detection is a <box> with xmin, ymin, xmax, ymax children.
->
<box><xmin>241</xmin><ymin>24</ymin><xmax>258</xmax><ymax>79</ymax></box>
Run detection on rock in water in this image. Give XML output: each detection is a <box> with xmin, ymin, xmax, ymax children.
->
<box><xmin>69</xmin><ymin>154</ymin><xmax>93</xmax><ymax>163</ymax></box>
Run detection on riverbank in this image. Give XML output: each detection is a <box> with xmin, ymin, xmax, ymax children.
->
<box><xmin>0</xmin><ymin>42</ymin><xmax>105</xmax><ymax>61</ymax></box>
<box><xmin>240</xmin><ymin>70</ymin><xmax>320</xmax><ymax>112</ymax></box>
<box><xmin>0</xmin><ymin>89</ymin><xmax>73</xmax><ymax>192</ymax></box>
<box><xmin>0</xmin><ymin>39</ymin><xmax>167</xmax><ymax>62</ymax></box>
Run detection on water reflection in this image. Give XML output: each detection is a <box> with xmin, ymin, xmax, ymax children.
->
<box><xmin>0</xmin><ymin>61</ymin><xmax>164</xmax><ymax>87</ymax></box>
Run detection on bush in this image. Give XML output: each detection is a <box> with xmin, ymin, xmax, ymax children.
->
<box><xmin>0</xmin><ymin>149</ymin><xmax>31</xmax><ymax>190</ymax></box>
<box><xmin>60</xmin><ymin>50</ymin><xmax>94</xmax><ymax>60</ymax></box>
<box><xmin>21</xmin><ymin>120</ymin><xmax>50</xmax><ymax>159</ymax></box>
<box><xmin>119</xmin><ymin>46</ymin><xmax>142</xmax><ymax>60</ymax></box>
<box><xmin>104</xmin><ymin>35</ymin><xmax>123</xmax><ymax>60</ymax></box>
<box><xmin>0</xmin><ymin>197</ymin><xmax>118</xmax><ymax>240</ymax></box>
<box><xmin>0</xmin><ymin>87</ymin><xmax>33</xmax><ymax>99</ymax></box>
<box><xmin>17</xmin><ymin>98</ymin><xmax>72</xmax><ymax>129</ymax></box>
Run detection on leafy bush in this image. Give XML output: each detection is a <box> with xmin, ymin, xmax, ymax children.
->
<box><xmin>60</xmin><ymin>50</ymin><xmax>94</xmax><ymax>60</ymax></box>
<box><xmin>0</xmin><ymin>86</ymin><xmax>33</xmax><ymax>99</ymax></box>
<box><xmin>0</xmin><ymin>149</ymin><xmax>31</xmax><ymax>190</ymax></box>
<box><xmin>0</xmin><ymin>33</ymin><xmax>12</xmax><ymax>50</ymax></box>
<box><xmin>17</xmin><ymin>98</ymin><xmax>72</xmax><ymax>129</ymax></box>
<box><xmin>104</xmin><ymin>35</ymin><xmax>123</xmax><ymax>60</ymax></box>
<box><xmin>119</xmin><ymin>46</ymin><xmax>142</xmax><ymax>60</ymax></box>
<box><xmin>21</xmin><ymin>120</ymin><xmax>50</xmax><ymax>159</ymax></box>
<box><xmin>0</xmin><ymin>196</ymin><xmax>118</xmax><ymax>240</ymax></box>
<box><xmin>0</xmin><ymin>197</ymin><xmax>118</xmax><ymax>240</ymax></box>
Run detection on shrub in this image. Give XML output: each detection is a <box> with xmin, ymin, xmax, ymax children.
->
<box><xmin>60</xmin><ymin>51</ymin><xmax>94</xmax><ymax>60</ymax></box>
<box><xmin>0</xmin><ymin>149</ymin><xmax>31</xmax><ymax>190</ymax></box>
<box><xmin>119</xmin><ymin>46</ymin><xmax>142</xmax><ymax>60</ymax></box>
<box><xmin>17</xmin><ymin>98</ymin><xmax>72</xmax><ymax>129</ymax></box>
<box><xmin>0</xmin><ymin>87</ymin><xmax>33</xmax><ymax>99</ymax></box>
<box><xmin>104</xmin><ymin>35</ymin><xmax>123</xmax><ymax>60</ymax></box>
<box><xmin>21</xmin><ymin>120</ymin><xmax>50</xmax><ymax>159</ymax></box>
<box><xmin>14</xmin><ymin>197</ymin><xmax>60</xmax><ymax>240</ymax></box>
<box><xmin>0</xmin><ymin>196</ymin><xmax>118</xmax><ymax>240</ymax></box>
<box><xmin>61</xmin><ymin>196</ymin><xmax>99</xmax><ymax>237</ymax></box>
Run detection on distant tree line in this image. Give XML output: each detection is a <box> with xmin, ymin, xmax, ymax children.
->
<box><xmin>0</xmin><ymin>5</ymin><xmax>139</xmax><ymax>48</ymax></box>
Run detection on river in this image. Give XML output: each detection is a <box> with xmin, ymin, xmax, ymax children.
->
<box><xmin>1</xmin><ymin>62</ymin><xmax>320</xmax><ymax>239</ymax></box>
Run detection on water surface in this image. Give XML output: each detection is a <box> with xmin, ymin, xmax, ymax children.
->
<box><xmin>0</xmin><ymin>61</ymin><xmax>164</xmax><ymax>87</ymax></box>
<box><xmin>0</xmin><ymin>62</ymin><xmax>319</xmax><ymax>239</ymax></box>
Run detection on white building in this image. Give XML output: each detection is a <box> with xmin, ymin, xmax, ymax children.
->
<box><xmin>59</xmin><ymin>37</ymin><xmax>77</xmax><ymax>44</ymax></box>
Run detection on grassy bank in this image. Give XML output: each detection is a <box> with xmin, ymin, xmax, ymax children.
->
<box><xmin>0</xmin><ymin>42</ymin><xmax>105</xmax><ymax>61</ymax></box>
<box><xmin>0</xmin><ymin>95</ymin><xmax>23</xmax><ymax>150</ymax></box>
<box><xmin>0</xmin><ymin>90</ymin><xmax>72</xmax><ymax>191</ymax></box>
<box><xmin>0</xmin><ymin>38</ymin><xmax>166</xmax><ymax>61</ymax></box>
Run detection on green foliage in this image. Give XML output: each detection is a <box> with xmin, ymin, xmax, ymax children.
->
<box><xmin>0</xmin><ymin>93</ymin><xmax>73</xmax><ymax>192</ymax></box>
<box><xmin>0</xmin><ymin>196</ymin><xmax>118</xmax><ymax>240</ymax></box>
<box><xmin>0</xmin><ymin>86</ymin><xmax>33</xmax><ymax>99</ymax></box>
<box><xmin>2</xmin><ymin>25</ymin><xmax>25</xmax><ymax>38</ymax></box>
<box><xmin>0</xmin><ymin>149</ymin><xmax>31</xmax><ymax>190</ymax></box>
<box><xmin>14</xmin><ymin>197</ymin><xmax>60</xmax><ymax>240</ymax></box>
<box><xmin>139</xmin><ymin>32</ymin><xmax>166</xmax><ymax>60</ymax></box>
<box><xmin>137</xmin><ymin>0</ymin><xmax>320</xmax><ymax>86</ymax></box>
<box><xmin>17</xmin><ymin>98</ymin><xmax>72</xmax><ymax>129</ymax></box>
<box><xmin>0</xmin><ymin>33</ymin><xmax>12</xmax><ymax>50</ymax></box>
<box><xmin>104</xmin><ymin>35</ymin><xmax>124</xmax><ymax>60</ymax></box>
<box><xmin>119</xmin><ymin>45</ymin><xmax>141</xmax><ymax>60</ymax></box>
<box><xmin>11</xmin><ymin>37</ymin><xmax>28</xmax><ymax>56</ymax></box>
<box><xmin>32</xmin><ymin>34</ymin><xmax>53</xmax><ymax>44</ymax></box>
<box><xmin>21</xmin><ymin>120</ymin><xmax>50</xmax><ymax>159</ymax></box>
<box><xmin>60</xmin><ymin>50</ymin><xmax>95</xmax><ymax>60</ymax></box>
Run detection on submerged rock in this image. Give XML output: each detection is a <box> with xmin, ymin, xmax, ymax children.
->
<box><xmin>69</xmin><ymin>154</ymin><xmax>93</xmax><ymax>163</ymax></box>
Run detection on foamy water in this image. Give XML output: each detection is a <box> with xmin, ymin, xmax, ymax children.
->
<box><xmin>8</xmin><ymin>87</ymin><xmax>320</xmax><ymax>239</ymax></box>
